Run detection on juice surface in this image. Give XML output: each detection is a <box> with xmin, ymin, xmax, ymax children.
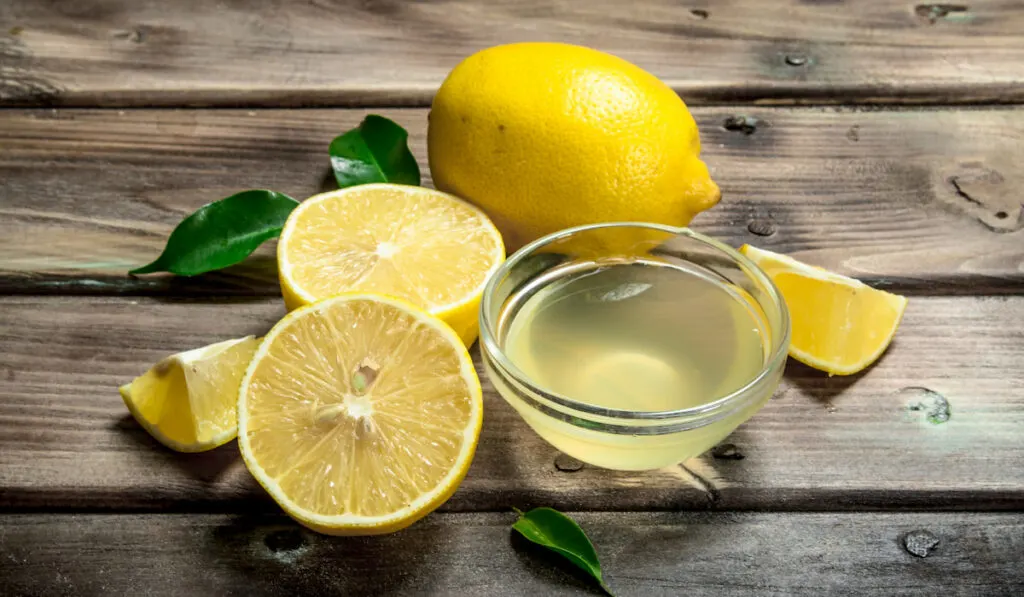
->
<box><xmin>503</xmin><ymin>262</ymin><xmax>767</xmax><ymax>412</ymax></box>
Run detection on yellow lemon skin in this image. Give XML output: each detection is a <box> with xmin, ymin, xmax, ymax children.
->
<box><xmin>428</xmin><ymin>42</ymin><xmax>721</xmax><ymax>250</ymax></box>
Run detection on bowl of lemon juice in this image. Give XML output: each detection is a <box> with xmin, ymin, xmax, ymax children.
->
<box><xmin>479</xmin><ymin>223</ymin><xmax>790</xmax><ymax>471</ymax></box>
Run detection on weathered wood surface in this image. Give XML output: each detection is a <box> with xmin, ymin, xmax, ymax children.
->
<box><xmin>1</xmin><ymin>107</ymin><xmax>1021</xmax><ymax>295</ymax></box>
<box><xmin>1</xmin><ymin>295</ymin><xmax>1021</xmax><ymax>512</ymax></box>
<box><xmin>2</xmin><ymin>2</ymin><xmax>1021</xmax><ymax>595</ymax></box>
<box><xmin>2</xmin><ymin>0</ymin><xmax>1024</xmax><ymax>107</ymax></box>
<box><xmin>2</xmin><ymin>512</ymin><xmax>1022</xmax><ymax>596</ymax></box>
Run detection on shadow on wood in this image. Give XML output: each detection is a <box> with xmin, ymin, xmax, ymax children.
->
<box><xmin>782</xmin><ymin>353</ymin><xmax>884</xmax><ymax>405</ymax></box>
<box><xmin>510</xmin><ymin>530</ymin><xmax>609</xmax><ymax>596</ymax></box>
<box><xmin>206</xmin><ymin>513</ymin><xmax>445</xmax><ymax>594</ymax></box>
<box><xmin>141</xmin><ymin>255</ymin><xmax>284</xmax><ymax>299</ymax></box>
<box><xmin>113</xmin><ymin>414</ymin><xmax>243</xmax><ymax>485</ymax></box>
<box><xmin>317</xmin><ymin>167</ymin><xmax>338</xmax><ymax>195</ymax></box>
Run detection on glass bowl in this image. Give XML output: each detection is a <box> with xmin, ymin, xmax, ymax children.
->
<box><xmin>479</xmin><ymin>222</ymin><xmax>790</xmax><ymax>471</ymax></box>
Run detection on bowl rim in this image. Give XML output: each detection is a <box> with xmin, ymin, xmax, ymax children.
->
<box><xmin>479</xmin><ymin>221</ymin><xmax>792</xmax><ymax>423</ymax></box>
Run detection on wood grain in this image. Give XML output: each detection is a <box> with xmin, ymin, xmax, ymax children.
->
<box><xmin>1</xmin><ymin>107</ymin><xmax>1021</xmax><ymax>295</ymax></box>
<box><xmin>2</xmin><ymin>0</ymin><xmax>1024</xmax><ymax>107</ymax></box>
<box><xmin>2</xmin><ymin>512</ymin><xmax>1022</xmax><ymax>596</ymax></box>
<box><xmin>1</xmin><ymin>295</ymin><xmax>1021</xmax><ymax>512</ymax></box>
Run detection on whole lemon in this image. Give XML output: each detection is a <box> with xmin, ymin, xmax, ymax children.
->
<box><xmin>427</xmin><ymin>42</ymin><xmax>721</xmax><ymax>250</ymax></box>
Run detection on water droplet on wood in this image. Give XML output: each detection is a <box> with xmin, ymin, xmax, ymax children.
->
<box><xmin>903</xmin><ymin>530</ymin><xmax>940</xmax><ymax>557</ymax></box>
<box><xmin>902</xmin><ymin>387</ymin><xmax>951</xmax><ymax>424</ymax></box>
<box><xmin>554</xmin><ymin>453</ymin><xmax>584</xmax><ymax>472</ymax></box>
<box><xmin>747</xmin><ymin>218</ymin><xmax>776</xmax><ymax>237</ymax></box>
<box><xmin>723</xmin><ymin>115</ymin><xmax>761</xmax><ymax>135</ymax></box>
<box><xmin>711</xmin><ymin>443</ymin><xmax>745</xmax><ymax>460</ymax></box>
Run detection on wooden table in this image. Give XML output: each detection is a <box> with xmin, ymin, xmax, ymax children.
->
<box><xmin>2</xmin><ymin>1</ymin><xmax>1023</xmax><ymax>595</ymax></box>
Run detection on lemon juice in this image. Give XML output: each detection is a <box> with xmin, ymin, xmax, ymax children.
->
<box><xmin>494</xmin><ymin>259</ymin><xmax>774</xmax><ymax>470</ymax></box>
<box><xmin>505</xmin><ymin>261</ymin><xmax>766</xmax><ymax>411</ymax></box>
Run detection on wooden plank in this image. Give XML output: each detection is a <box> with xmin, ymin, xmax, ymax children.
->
<box><xmin>1</xmin><ymin>107</ymin><xmax>1021</xmax><ymax>294</ymax></box>
<box><xmin>2</xmin><ymin>1</ymin><xmax>1024</xmax><ymax>107</ymax></box>
<box><xmin>1</xmin><ymin>512</ymin><xmax>1022</xmax><ymax>596</ymax></box>
<box><xmin>1</xmin><ymin>295</ymin><xmax>1022</xmax><ymax>512</ymax></box>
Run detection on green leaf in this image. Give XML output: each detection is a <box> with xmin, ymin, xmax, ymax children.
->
<box><xmin>329</xmin><ymin>115</ymin><xmax>420</xmax><ymax>188</ymax></box>
<box><xmin>130</xmin><ymin>190</ymin><xmax>298</xmax><ymax>276</ymax></box>
<box><xmin>511</xmin><ymin>507</ymin><xmax>614</xmax><ymax>596</ymax></box>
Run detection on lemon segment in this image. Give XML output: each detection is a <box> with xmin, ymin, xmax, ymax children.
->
<box><xmin>740</xmin><ymin>245</ymin><xmax>908</xmax><ymax>376</ymax></box>
<box><xmin>237</xmin><ymin>293</ymin><xmax>483</xmax><ymax>535</ymax></box>
<box><xmin>119</xmin><ymin>336</ymin><xmax>259</xmax><ymax>452</ymax></box>
<box><xmin>276</xmin><ymin>184</ymin><xmax>504</xmax><ymax>346</ymax></box>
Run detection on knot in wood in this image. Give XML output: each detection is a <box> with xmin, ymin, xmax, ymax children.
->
<box><xmin>264</xmin><ymin>529</ymin><xmax>305</xmax><ymax>553</ymax></box>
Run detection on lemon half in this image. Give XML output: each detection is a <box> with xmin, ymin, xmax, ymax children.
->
<box><xmin>277</xmin><ymin>184</ymin><xmax>504</xmax><ymax>345</ymax></box>
<box><xmin>237</xmin><ymin>294</ymin><xmax>483</xmax><ymax>535</ymax></box>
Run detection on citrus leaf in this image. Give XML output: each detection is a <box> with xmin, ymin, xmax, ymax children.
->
<box><xmin>512</xmin><ymin>507</ymin><xmax>614</xmax><ymax>596</ymax></box>
<box><xmin>329</xmin><ymin>115</ymin><xmax>420</xmax><ymax>188</ymax></box>
<box><xmin>130</xmin><ymin>190</ymin><xmax>298</xmax><ymax>276</ymax></box>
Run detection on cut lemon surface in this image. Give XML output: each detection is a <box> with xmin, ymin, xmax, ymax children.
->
<box><xmin>238</xmin><ymin>293</ymin><xmax>483</xmax><ymax>535</ymax></box>
<box><xmin>740</xmin><ymin>245</ymin><xmax>908</xmax><ymax>376</ymax></box>
<box><xmin>277</xmin><ymin>184</ymin><xmax>504</xmax><ymax>345</ymax></box>
<box><xmin>119</xmin><ymin>336</ymin><xmax>259</xmax><ymax>452</ymax></box>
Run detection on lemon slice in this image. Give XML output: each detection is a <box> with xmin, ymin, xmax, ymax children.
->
<box><xmin>119</xmin><ymin>336</ymin><xmax>259</xmax><ymax>452</ymax></box>
<box><xmin>277</xmin><ymin>184</ymin><xmax>504</xmax><ymax>345</ymax></box>
<box><xmin>740</xmin><ymin>245</ymin><xmax>908</xmax><ymax>376</ymax></box>
<box><xmin>238</xmin><ymin>293</ymin><xmax>483</xmax><ymax>535</ymax></box>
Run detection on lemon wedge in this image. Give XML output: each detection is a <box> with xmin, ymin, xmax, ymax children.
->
<box><xmin>740</xmin><ymin>245</ymin><xmax>908</xmax><ymax>376</ymax></box>
<box><xmin>277</xmin><ymin>184</ymin><xmax>504</xmax><ymax>345</ymax></box>
<box><xmin>119</xmin><ymin>336</ymin><xmax>259</xmax><ymax>452</ymax></box>
<box><xmin>237</xmin><ymin>293</ymin><xmax>483</xmax><ymax>535</ymax></box>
